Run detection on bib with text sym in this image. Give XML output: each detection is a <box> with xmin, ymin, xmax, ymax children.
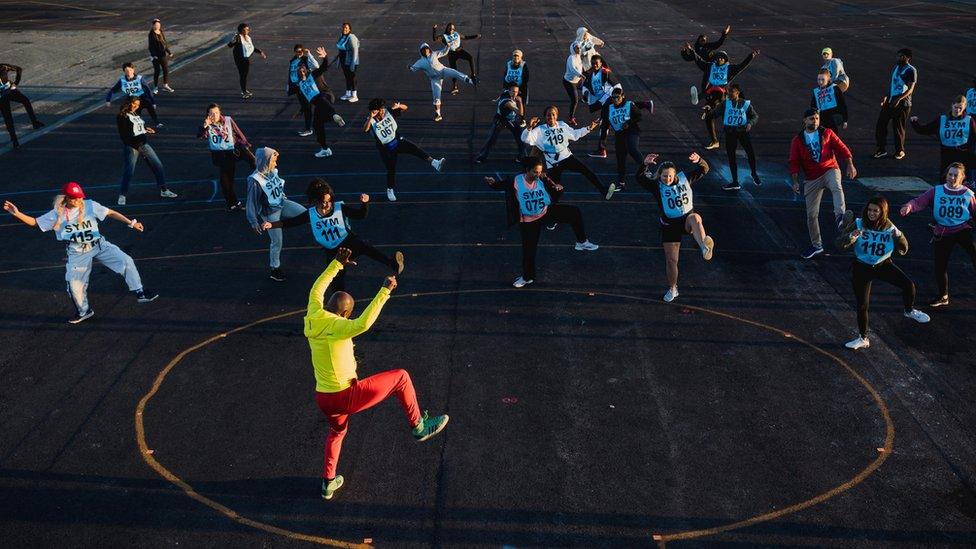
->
<box><xmin>608</xmin><ymin>101</ymin><xmax>632</xmax><ymax>131</ymax></box>
<box><xmin>853</xmin><ymin>218</ymin><xmax>896</xmax><ymax>265</ymax></box>
<box><xmin>723</xmin><ymin>99</ymin><xmax>750</xmax><ymax>127</ymax></box>
<box><xmin>207</xmin><ymin>116</ymin><xmax>235</xmax><ymax>151</ymax></box>
<box><xmin>58</xmin><ymin>200</ymin><xmax>103</xmax><ymax>253</ymax></box>
<box><xmin>371</xmin><ymin>111</ymin><xmax>398</xmax><ymax>145</ymax></box>
<box><xmin>813</xmin><ymin>85</ymin><xmax>838</xmax><ymax>111</ymax></box>
<box><xmin>515</xmin><ymin>174</ymin><xmax>551</xmax><ymax>218</ymax></box>
<box><xmin>659</xmin><ymin>173</ymin><xmax>693</xmax><ymax>218</ymax></box>
<box><xmin>505</xmin><ymin>60</ymin><xmax>524</xmax><ymax>84</ymax></box>
<box><xmin>708</xmin><ymin>63</ymin><xmax>729</xmax><ymax>86</ymax></box>
<box><xmin>309</xmin><ymin>202</ymin><xmax>349</xmax><ymax>249</ymax></box>
<box><xmin>120</xmin><ymin>75</ymin><xmax>143</xmax><ymax>96</ymax></box>
<box><xmin>933</xmin><ymin>185</ymin><xmax>974</xmax><ymax>227</ymax></box>
<box><xmin>939</xmin><ymin>115</ymin><xmax>970</xmax><ymax>148</ymax></box>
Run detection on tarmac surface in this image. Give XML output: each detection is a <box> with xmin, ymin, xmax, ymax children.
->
<box><xmin>0</xmin><ymin>0</ymin><xmax>975</xmax><ymax>547</ymax></box>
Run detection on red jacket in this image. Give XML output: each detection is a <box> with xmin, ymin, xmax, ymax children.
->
<box><xmin>788</xmin><ymin>127</ymin><xmax>852</xmax><ymax>180</ymax></box>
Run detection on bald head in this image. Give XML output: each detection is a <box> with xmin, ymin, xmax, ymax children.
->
<box><xmin>326</xmin><ymin>291</ymin><xmax>355</xmax><ymax>318</ymax></box>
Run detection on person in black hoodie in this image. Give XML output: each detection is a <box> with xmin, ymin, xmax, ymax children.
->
<box><xmin>148</xmin><ymin>19</ymin><xmax>174</xmax><ymax>93</ymax></box>
<box><xmin>580</xmin><ymin>55</ymin><xmax>620</xmax><ymax>158</ymax></box>
<box><xmin>296</xmin><ymin>47</ymin><xmax>346</xmax><ymax>158</ymax></box>
<box><xmin>433</xmin><ymin>22</ymin><xmax>480</xmax><ymax>96</ymax></box>
<box><xmin>707</xmin><ymin>83</ymin><xmax>760</xmax><ymax>189</ymax></box>
<box><xmin>687</xmin><ymin>46</ymin><xmax>760</xmax><ymax>149</ymax></box>
<box><xmin>601</xmin><ymin>88</ymin><xmax>653</xmax><ymax>190</ymax></box>
<box><xmin>910</xmin><ymin>95</ymin><xmax>976</xmax><ymax>180</ymax></box>
<box><xmin>680</xmin><ymin>24</ymin><xmax>731</xmax><ymax>103</ymax></box>
<box><xmin>227</xmin><ymin>23</ymin><xmax>266</xmax><ymax>99</ymax></box>
<box><xmin>286</xmin><ymin>45</ymin><xmax>319</xmax><ymax>136</ymax></box>
<box><xmin>0</xmin><ymin>62</ymin><xmax>43</xmax><ymax>148</ymax></box>
<box><xmin>484</xmin><ymin>157</ymin><xmax>599</xmax><ymax>288</ymax></box>
<box><xmin>115</xmin><ymin>96</ymin><xmax>176</xmax><ymax>205</ymax></box>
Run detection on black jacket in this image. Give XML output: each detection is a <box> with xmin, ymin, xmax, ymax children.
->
<box><xmin>148</xmin><ymin>31</ymin><xmax>171</xmax><ymax>59</ymax></box>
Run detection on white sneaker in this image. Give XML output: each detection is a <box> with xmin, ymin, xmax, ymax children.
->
<box><xmin>575</xmin><ymin>240</ymin><xmax>599</xmax><ymax>251</ymax></box>
<box><xmin>340</xmin><ymin>91</ymin><xmax>351</xmax><ymax>100</ymax></box>
<box><xmin>701</xmin><ymin>235</ymin><xmax>714</xmax><ymax>261</ymax></box>
<box><xmin>332</xmin><ymin>114</ymin><xmax>345</xmax><ymax>127</ymax></box>
<box><xmin>163</xmin><ymin>84</ymin><xmax>174</xmax><ymax>92</ymax></box>
<box><xmin>117</xmin><ymin>194</ymin><xmax>126</xmax><ymax>206</ymax></box>
<box><xmin>386</xmin><ymin>188</ymin><xmax>397</xmax><ymax>201</ymax></box>
<box><xmin>298</xmin><ymin>129</ymin><xmax>313</xmax><ymax>137</ymax></box>
<box><xmin>513</xmin><ymin>276</ymin><xmax>533</xmax><ymax>288</ymax></box>
<box><xmin>152</xmin><ymin>87</ymin><xmax>159</xmax><ymax>95</ymax></box>
<box><xmin>315</xmin><ymin>148</ymin><xmax>333</xmax><ymax>158</ymax></box>
<box><xmin>690</xmin><ymin>85</ymin><xmax>699</xmax><ymax>105</ymax></box>
<box><xmin>605</xmin><ymin>183</ymin><xmax>617</xmax><ymax>200</ymax></box>
<box><xmin>160</xmin><ymin>189</ymin><xmax>178</xmax><ymax>198</ymax></box>
<box><xmin>845</xmin><ymin>336</ymin><xmax>870</xmax><ymax>350</ymax></box>
<box><xmin>663</xmin><ymin>286</ymin><xmax>679</xmax><ymax>302</ymax></box>
<box><xmin>431</xmin><ymin>158</ymin><xmax>445</xmax><ymax>172</ymax></box>
<box><xmin>433</xmin><ymin>114</ymin><xmax>443</xmax><ymax>122</ymax></box>
<box><xmin>904</xmin><ymin>309</ymin><xmax>930</xmax><ymax>323</ymax></box>
<box><xmin>347</xmin><ymin>92</ymin><xmax>358</xmax><ymax>103</ymax></box>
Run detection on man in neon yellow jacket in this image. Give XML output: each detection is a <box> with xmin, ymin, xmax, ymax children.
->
<box><xmin>307</xmin><ymin>247</ymin><xmax>449</xmax><ymax>500</ymax></box>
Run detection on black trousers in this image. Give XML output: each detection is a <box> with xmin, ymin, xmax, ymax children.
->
<box><xmin>614</xmin><ymin>132</ymin><xmax>642</xmax><ymax>182</ymax></box>
<box><xmin>477</xmin><ymin>118</ymin><xmax>524</xmax><ymax>160</ymax></box>
<box><xmin>311</xmin><ymin>93</ymin><xmax>337</xmax><ymax>148</ymax></box>
<box><xmin>562</xmin><ymin>79</ymin><xmax>580</xmax><ymax>120</ymax></box>
<box><xmin>339</xmin><ymin>56</ymin><xmax>357</xmax><ymax>91</ymax></box>
<box><xmin>852</xmin><ymin>259</ymin><xmax>915</xmax><ymax>337</ymax></box>
<box><xmin>377</xmin><ymin>138</ymin><xmax>430</xmax><ymax>189</ymax></box>
<box><xmin>520</xmin><ymin>204</ymin><xmax>586</xmax><ymax>280</ymax></box>
<box><xmin>934</xmin><ymin>228</ymin><xmax>976</xmax><ymax>297</ymax></box>
<box><xmin>820</xmin><ymin>108</ymin><xmax>841</xmax><ymax>131</ymax></box>
<box><xmin>235</xmin><ymin>57</ymin><xmax>250</xmax><ymax>93</ymax></box>
<box><xmin>875</xmin><ymin>102</ymin><xmax>910</xmax><ymax>153</ymax></box>
<box><xmin>549</xmin><ymin>154</ymin><xmax>607</xmax><ymax>195</ymax></box>
<box><xmin>211</xmin><ymin>148</ymin><xmax>255</xmax><ymax>205</ymax></box>
<box><xmin>0</xmin><ymin>89</ymin><xmax>41</xmax><ymax>143</ymax></box>
<box><xmin>152</xmin><ymin>56</ymin><xmax>170</xmax><ymax>86</ymax></box>
<box><xmin>725</xmin><ymin>128</ymin><xmax>757</xmax><ymax>183</ymax></box>
<box><xmin>288</xmin><ymin>84</ymin><xmax>313</xmax><ymax>130</ymax></box>
<box><xmin>323</xmin><ymin>233</ymin><xmax>399</xmax><ymax>292</ymax></box>
<box><xmin>704</xmin><ymin>88</ymin><xmax>726</xmax><ymax>142</ymax></box>
<box><xmin>448</xmin><ymin>48</ymin><xmax>475</xmax><ymax>86</ymax></box>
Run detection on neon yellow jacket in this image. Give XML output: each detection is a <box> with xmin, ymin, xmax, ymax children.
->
<box><xmin>304</xmin><ymin>260</ymin><xmax>391</xmax><ymax>393</ymax></box>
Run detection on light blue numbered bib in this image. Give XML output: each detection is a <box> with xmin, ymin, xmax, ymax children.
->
<box><xmin>515</xmin><ymin>175</ymin><xmax>551</xmax><ymax>218</ymax></box>
<box><xmin>505</xmin><ymin>60</ymin><xmax>524</xmax><ymax>84</ymax></box>
<box><xmin>939</xmin><ymin>115</ymin><xmax>970</xmax><ymax>148</ymax></box>
<box><xmin>813</xmin><ymin>85</ymin><xmax>838</xmax><ymax>111</ymax></box>
<box><xmin>660</xmin><ymin>173</ymin><xmax>693</xmax><ymax>218</ymax></box>
<box><xmin>723</xmin><ymin>99</ymin><xmax>749</xmax><ymax>127</ymax></box>
<box><xmin>708</xmin><ymin>63</ymin><xmax>729</xmax><ymax>86</ymax></box>
<box><xmin>444</xmin><ymin>32</ymin><xmax>461</xmax><ymax>51</ymax></box>
<box><xmin>120</xmin><ymin>75</ymin><xmax>143</xmax><ymax>96</ymax></box>
<box><xmin>255</xmin><ymin>170</ymin><xmax>285</xmax><ymax>208</ymax></box>
<box><xmin>853</xmin><ymin>218</ymin><xmax>896</xmax><ymax>265</ymax></box>
<box><xmin>608</xmin><ymin>101</ymin><xmax>632</xmax><ymax>131</ymax></box>
<box><xmin>933</xmin><ymin>185</ymin><xmax>974</xmax><ymax>227</ymax></box>
<box><xmin>207</xmin><ymin>116</ymin><xmax>235</xmax><ymax>151</ymax></box>
<box><xmin>309</xmin><ymin>202</ymin><xmax>349</xmax><ymax>249</ymax></box>
<box><xmin>299</xmin><ymin>77</ymin><xmax>320</xmax><ymax>102</ymax></box>
<box><xmin>58</xmin><ymin>200</ymin><xmax>103</xmax><ymax>253</ymax></box>
<box><xmin>372</xmin><ymin>111</ymin><xmax>398</xmax><ymax>145</ymax></box>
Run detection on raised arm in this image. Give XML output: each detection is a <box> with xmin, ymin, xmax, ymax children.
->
<box><xmin>105</xmin><ymin>208</ymin><xmax>144</xmax><ymax>231</ymax></box>
<box><xmin>307</xmin><ymin>260</ymin><xmax>344</xmax><ymax>314</ymax></box>
<box><xmin>2</xmin><ymin>201</ymin><xmax>39</xmax><ymax>228</ymax></box>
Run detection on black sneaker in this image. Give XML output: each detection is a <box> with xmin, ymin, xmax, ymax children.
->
<box><xmin>474</xmin><ymin>156</ymin><xmax>486</xmax><ymax>164</ymax></box>
<box><xmin>228</xmin><ymin>201</ymin><xmax>244</xmax><ymax>211</ymax></box>
<box><xmin>546</xmin><ymin>223</ymin><xmax>557</xmax><ymax>231</ymax></box>
<box><xmin>872</xmin><ymin>150</ymin><xmax>888</xmax><ymax>159</ymax></box>
<box><xmin>723</xmin><ymin>181</ymin><xmax>741</xmax><ymax>191</ymax></box>
<box><xmin>33</xmin><ymin>120</ymin><xmax>45</xmax><ymax>129</ymax></box>
<box><xmin>801</xmin><ymin>245</ymin><xmax>824</xmax><ymax>259</ymax></box>
<box><xmin>270</xmin><ymin>268</ymin><xmax>286</xmax><ymax>281</ymax></box>
<box><xmin>928</xmin><ymin>295</ymin><xmax>949</xmax><ymax>307</ymax></box>
<box><xmin>136</xmin><ymin>289</ymin><xmax>159</xmax><ymax>303</ymax></box>
<box><xmin>752</xmin><ymin>173</ymin><xmax>762</xmax><ymax>186</ymax></box>
<box><xmin>68</xmin><ymin>310</ymin><xmax>95</xmax><ymax>324</ymax></box>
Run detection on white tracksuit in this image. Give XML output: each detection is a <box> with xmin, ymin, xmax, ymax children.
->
<box><xmin>410</xmin><ymin>42</ymin><xmax>470</xmax><ymax>105</ymax></box>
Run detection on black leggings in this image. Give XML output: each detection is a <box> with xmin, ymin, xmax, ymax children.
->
<box><xmin>235</xmin><ymin>57</ymin><xmax>250</xmax><ymax>93</ymax></box>
<box><xmin>324</xmin><ymin>233</ymin><xmax>400</xmax><ymax>292</ymax></box>
<box><xmin>448</xmin><ymin>48</ymin><xmax>475</xmax><ymax>86</ymax></box>
<box><xmin>520</xmin><ymin>204</ymin><xmax>587</xmax><ymax>280</ymax></box>
<box><xmin>704</xmin><ymin>88</ymin><xmax>725</xmax><ymax>142</ymax></box>
<box><xmin>312</xmin><ymin>94</ymin><xmax>337</xmax><ymax>148</ymax></box>
<box><xmin>289</xmin><ymin>84</ymin><xmax>313</xmax><ymax>130</ymax></box>
<box><xmin>340</xmin><ymin>59</ymin><xmax>357</xmax><ymax>91</ymax></box>
<box><xmin>549</xmin><ymin>154</ymin><xmax>607</xmax><ymax>195</ymax></box>
<box><xmin>562</xmin><ymin>79</ymin><xmax>580</xmax><ymax>120</ymax></box>
<box><xmin>152</xmin><ymin>56</ymin><xmax>170</xmax><ymax>86</ymax></box>
<box><xmin>614</xmin><ymin>132</ymin><xmax>642</xmax><ymax>182</ymax></box>
<box><xmin>875</xmin><ymin>102</ymin><xmax>910</xmax><ymax>153</ymax></box>
<box><xmin>0</xmin><ymin>89</ymin><xmax>41</xmax><ymax>143</ymax></box>
<box><xmin>135</xmin><ymin>100</ymin><xmax>159</xmax><ymax>125</ymax></box>
<box><xmin>725</xmin><ymin>129</ymin><xmax>757</xmax><ymax>183</ymax></box>
<box><xmin>212</xmin><ymin>148</ymin><xmax>255</xmax><ymax>205</ymax></box>
<box><xmin>933</xmin><ymin>228</ymin><xmax>976</xmax><ymax>297</ymax></box>
<box><xmin>377</xmin><ymin>138</ymin><xmax>430</xmax><ymax>189</ymax></box>
<box><xmin>477</xmin><ymin>118</ymin><xmax>524</xmax><ymax>160</ymax></box>
<box><xmin>852</xmin><ymin>259</ymin><xmax>915</xmax><ymax>337</ymax></box>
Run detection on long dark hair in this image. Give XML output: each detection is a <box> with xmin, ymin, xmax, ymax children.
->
<box><xmin>306</xmin><ymin>177</ymin><xmax>335</xmax><ymax>206</ymax></box>
<box><xmin>120</xmin><ymin>96</ymin><xmax>140</xmax><ymax>115</ymax></box>
<box><xmin>861</xmin><ymin>195</ymin><xmax>890</xmax><ymax>230</ymax></box>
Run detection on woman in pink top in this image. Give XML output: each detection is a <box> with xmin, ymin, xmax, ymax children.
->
<box><xmin>900</xmin><ymin>162</ymin><xmax>976</xmax><ymax>306</ymax></box>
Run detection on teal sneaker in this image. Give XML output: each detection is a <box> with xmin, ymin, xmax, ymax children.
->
<box><xmin>412</xmin><ymin>411</ymin><xmax>449</xmax><ymax>442</ymax></box>
<box><xmin>321</xmin><ymin>476</ymin><xmax>344</xmax><ymax>500</ymax></box>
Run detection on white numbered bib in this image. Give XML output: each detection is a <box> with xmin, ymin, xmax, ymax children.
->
<box><xmin>127</xmin><ymin>113</ymin><xmax>146</xmax><ymax>136</ymax></box>
<box><xmin>515</xmin><ymin>175</ymin><xmax>551</xmax><ymax>218</ymax></box>
<box><xmin>933</xmin><ymin>185</ymin><xmax>974</xmax><ymax>227</ymax></box>
<box><xmin>120</xmin><ymin>75</ymin><xmax>144</xmax><ymax>97</ymax></box>
<box><xmin>608</xmin><ymin>101</ymin><xmax>632</xmax><ymax>131</ymax></box>
<box><xmin>309</xmin><ymin>202</ymin><xmax>349</xmax><ymax>249</ymax></box>
<box><xmin>372</xmin><ymin>112</ymin><xmax>398</xmax><ymax>145</ymax></box>
<box><xmin>939</xmin><ymin>115</ymin><xmax>970</xmax><ymax>148</ymax></box>
<box><xmin>254</xmin><ymin>170</ymin><xmax>285</xmax><ymax>208</ymax></box>
<box><xmin>241</xmin><ymin>36</ymin><xmax>255</xmax><ymax>58</ymax></box>
<box><xmin>207</xmin><ymin>116</ymin><xmax>236</xmax><ymax>151</ymax></box>
<box><xmin>660</xmin><ymin>173</ymin><xmax>693</xmax><ymax>218</ymax></box>
<box><xmin>444</xmin><ymin>32</ymin><xmax>461</xmax><ymax>51</ymax></box>
<box><xmin>58</xmin><ymin>201</ymin><xmax>103</xmax><ymax>253</ymax></box>
<box><xmin>813</xmin><ymin>85</ymin><xmax>838</xmax><ymax>111</ymax></box>
<box><xmin>723</xmin><ymin>99</ymin><xmax>749</xmax><ymax>127</ymax></box>
<box><xmin>540</xmin><ymin>125</ymin><xmax>569</xmax><ymax>157</ymax></box>
<box><xmin>708</xmin><ymin>63</ymin><xmax>729</xmax><ymax>86</ymax></box>
<box><xmin>853</xmin><ymin>218</ymin><xmax>896</xmax><ymax>265</ymax></box>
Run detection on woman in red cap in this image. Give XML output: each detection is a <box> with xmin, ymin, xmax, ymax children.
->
<box><xmin>3</xmin><ymin>181</ymin><xmax>159</xmax><ymax>324</ymax></box>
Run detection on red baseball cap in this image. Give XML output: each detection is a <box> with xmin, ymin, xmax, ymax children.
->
<box><xmin>62</xmin><ymin>181</ymin><xmax>85</xmax><ymax>199</ymax></box>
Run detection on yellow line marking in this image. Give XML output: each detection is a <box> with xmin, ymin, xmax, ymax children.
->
<box><xmin>136</xmin><ymin>288</ymin><xmax>893</xmax><ymax>546</ymax></box>
<box><xmin>24</xmin><ymin>0</ymin><xmax>120</xmax><ymax>16</ymax></box>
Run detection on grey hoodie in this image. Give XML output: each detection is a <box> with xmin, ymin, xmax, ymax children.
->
<box><xmin>410</xmin><ymin>42</ymin><xmax>451</xmax><ymax>77</ymax></box>
<box><xmin>245</xmin><ymin>147</ymin><xmax>286</xmax><ymax>227</ymax></box>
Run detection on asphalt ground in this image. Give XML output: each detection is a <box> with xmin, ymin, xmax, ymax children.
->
<box><xmin>0</xmin><ymin>0</ymin><xmax>974</xmax><ymax>547</ymax></box>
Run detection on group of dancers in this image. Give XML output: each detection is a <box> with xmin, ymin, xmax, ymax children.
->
<box><xmin>3</xmin><ymin>18</ymin><xmax>976</xmax><ymax>500</ymax></box>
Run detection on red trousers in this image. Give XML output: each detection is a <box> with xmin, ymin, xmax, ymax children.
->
<box><xmin>314</xmin><ymin>369</ymin><xmax>422</xmax><ymax>479</ymax></box>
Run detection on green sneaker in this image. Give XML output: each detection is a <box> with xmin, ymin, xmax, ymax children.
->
<box><xmin>412</xmin><ymin>411</ymin><xmax>449</xmax><ymax>442</ymax></box>
<box><xmin>321</xmin><ymin>476</ymin><xmax>344</xmax><ymax>500</ymax></box>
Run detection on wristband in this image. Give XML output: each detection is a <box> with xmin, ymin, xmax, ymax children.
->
<box><xmin>129</xmin><ymin>218</ymin><xmax>138</xmax><ymax>228</ymax></box>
